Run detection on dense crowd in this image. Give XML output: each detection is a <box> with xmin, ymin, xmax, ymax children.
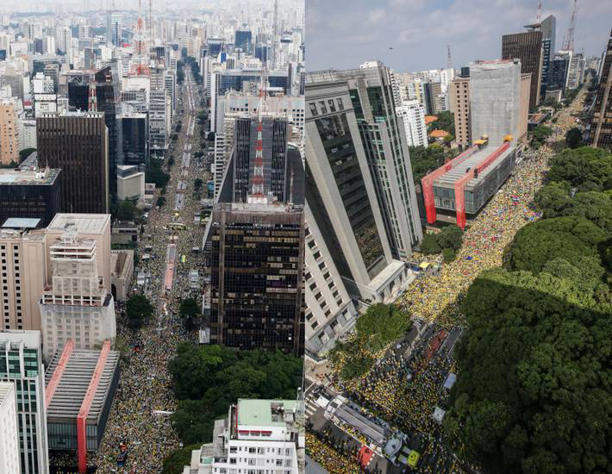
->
<box><xmin>88</xmin><ymin>71</ymin><xmax>208</xmax><ymax>473</ymax></box>
<box><xmin>308</xmin><ymin>87</ymin><xmax>587</xmax><ymax>474</ymax></box>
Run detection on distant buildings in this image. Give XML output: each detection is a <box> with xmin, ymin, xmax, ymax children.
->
<box><xmin>0</xmin><ymin>100</ymin><xmax>19</xmax><ymax>165</ymax></box>
<box><xmin>502</xmin><ymin>29</ymin><xmax>543</xmax><ymax>109</ymax></box>
<box><xmin>0</xmin><ymin>382</ymin><xmax>21</xmax><ymax>474</ymax></box>
<box><xmin>36</xmin><ymin>112</ymin><xmax>109</xmax><ymax>214</ymax></box>
<box><xmin>396</xmin><ymin>100</ymin><xmax>428</xmax><ymax>148</ymax></box>
<box><xmin>590</xmin><ymin>29</ymin><xmax>612</xmax><ymax>150</ymax></box>
<box><xmin>0</xmin><ymin>330</ymin><xmax>49</xmax><ymax>474</ymax></box>
<box><xmin>183</xmin><ymin>399</ymin><xmax>304</xmax><ymax>474</ymax></box>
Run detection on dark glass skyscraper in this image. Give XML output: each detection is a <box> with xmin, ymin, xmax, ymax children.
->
<box><xmin>502</xmin><ymin>30</ymin><xmax>543</xmax><ymax>109</ymax></box>
<box><xmin>36</xmin><ymin>112</ymin><xmax>109</xmax><ymax>214</ymax></box>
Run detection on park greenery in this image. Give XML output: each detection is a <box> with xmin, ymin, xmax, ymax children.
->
<box><xmin>329</xmin><ymin>304</ymin><xmax>411</xmax><ymax>380</ymax></box>
<box><xmin>529</xmin><ymin>124</ymin><xmax>553</xmax><ymax>148</ymax></box>
<box><xmin>168</xmin><ymin>344</ymin><xmax>302</xmax><ymax>445</ymax></box>
<box><xmin>162</xmin><ymin>444</ymin><xmax>201</xmax><ymax>474</ymax></box>
<box><xmin>564</xmin><ymin>127</ymin><xmax>583</xmax><ymax>148</ymax></box>
<box><xmin>420</xmin><ymin>225</ymin><xmax>464</xmax><ymax>262</ymax></box>
<box><xmin>111</xmin><ymin>199</ymin><xmax>141</xmax><ymax>222</ymax></box>
<box><xmin>125</xmin><ymin>294</ymin><xmax>154</xmax><ymax>330</ymax></box>
<box><xmin>408</xmin><ymin>144</ymin><xmax>451</xmax><ymax>182</ymax></box>
<box><xmin>146</xmin><ymin>158</ymin><xmax>170</xmax><ymax>188</ymax></box>
<box><xmin>428</xmin><ymin>110</ymin><xmax>455</xmax><ymax>136</ymax></box>
<box><xmin>445</xmin><ymin>146</ymin><xmax>612</xmax><ymax>474</ymax></box>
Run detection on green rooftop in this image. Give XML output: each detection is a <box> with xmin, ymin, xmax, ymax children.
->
<box><xmin>237</xmin><ymin>399</ymin><xmax>298</xmax><ymax>427</ymax></box>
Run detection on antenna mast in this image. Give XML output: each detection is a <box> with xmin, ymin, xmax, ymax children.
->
<box><xmin>250</xmin><ymin>68</ymin><xmax>268</xmax><ymax>199</ymax></box>
<box><xmin>447</xmin><ymin>44</ymin><xmax>452</xmax><ymax>69</ymax></box>
<box><xmin>536</xmin><ymin>0</ymin><xmax>542</xmax><ymax>24</ymax></box>
<box><xmin>562</xmin><ymin>0</ymin><xmax>577</xmax><ymax>52</ymax></box>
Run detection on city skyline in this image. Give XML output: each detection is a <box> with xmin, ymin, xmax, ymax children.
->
<box><xmin>307</xmin><ymin>0</ymin><xmax>611</xmax><ymax>72</ymax></box>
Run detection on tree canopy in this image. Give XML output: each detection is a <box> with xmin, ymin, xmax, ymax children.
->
<box><xmin>169</xmin><ymin>344</ymin><xmax>302</xmax><ymax>445</ymax></box>
<box><xmin>565</xmin><ymin>127</ymin><xmax>583</xmax><ymax>149</ymax></box>
<box><xmin>445</xmin><ymin>268</ymin><xmax>611</xmax><ymax>474</ymax></box>
<box><xmin>408</xmin><ymin>145</ymin><xmax>448</xmax><ymax>182</ymax></box>
<box><xmin>546</xmin><ymin>147</ymin><xmax>612</xmax><ymax>192</ymax></box>
<box><xmin>420</xmin><ymin>225</ymin><xmax>464</xmax><ymax>258</ymax></box>
<box><xmin>178</xmin><ymin>298</ymin><xmax>201</xmax><ymax>331</ymax></box>
<box><xmin>125</xmin><ymin>294</ymin><xmax>154</xmax><ymax>330</ymax></box>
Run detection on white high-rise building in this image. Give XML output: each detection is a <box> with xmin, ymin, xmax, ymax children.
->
<box><xmin>183</xmin><ymin>399</ymin><xmax>304</xmax><ymax>474</ymax></box>
<box><xmin>0</xmin><ymin>382</ymin><xmax>21</xmax><ymax>474</ymax></box>
<box><xmin>0</xmin><ymin>330</ymin><xmax>49</xmax><ymax>474</ymax></box>
<box><xmin>396</xmin><ymin>100</ymin><xmax>428</xmax><ymax>148</ymax></box>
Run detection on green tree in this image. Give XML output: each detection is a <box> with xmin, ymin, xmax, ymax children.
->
<box><xmin>355</xmin><ymin>304</ymin><xmax>410</xmax><ymax>352</ymax></box>
<box><xmin>162</xmin><ymin>444</ymin><xmax>201</xmax><ymax>474</ymax></box>
<box><xmin>157</xmin><ymin>196</ymin><xmax>166</xmax><ymax>207</ymax></box>
<box><xmin>565</xmin><ymin>127</ymin><xmax>583</xmax><ymax>148</ymax></box>
<box><xmin>113</xmin><ymin>199</ymin><xmax>138</xmax><ymax>221</ymax></box>
<box><xmin>546</xmin><ymin>147</ymin><xmax>612</xmax><ymax>192</ymax></box>
<box><xmin>442</xmin><ymin>247</ymin><xmax>457</xmax><ymax>262</ymax></box>
<box><xmin>420</xmin><ymin>233</ymin><xmax>441</xmax><ymax>254</ymax></box>
<box><xmin>125</xmin><ymin>294</ymin><xmax>154</xmax><ymax>330</ymax></box>
<box><xmin>409</xmin><ymin>145</ymin><xmax>448</xmax><ymax>182</ymax></box>
<box><xmin>146</xmin><ymin>159</ymin><xmax>170</xmax><ymax>188</ymax></box>
<box><xmin>530</xmin><ymin>125</ymin><xmax>553</xmax><ymax>147</ymax></box>
<box><xmin>446</xmin><ymin>268</ymin><xmax>611</xmax><ymax>474</ymax></box>
<box><xmin>435</xmin><ymin>110</ymin><xmax>455</xmax><ymax>135</ymax></box>
<box><xmin>534</xmin><ymin>181</ymin><xmax>571</xmax><ymax>217</ymax></box>
<box><xmin>179</xmin><ymin>298</ymin><xmax>201</xmax><ymax>331</ymax></box>
<box><xmin>438</xmin><ymin>225</ymin><xmax>463</xmax><ymax>251</ymax></box>
<box><xmin>194</xmin><ymin>178</ymin><xmax>203</xmax><ymax>190</ymax></box>
<box><xmin>506</xmin><ymin>216</ymin><xmax>606</xmax><ymax>274</ymax></box>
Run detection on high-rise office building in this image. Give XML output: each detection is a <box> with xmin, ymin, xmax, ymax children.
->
<box><xmin>232</xmin><ymin>116</ymin><xmax>289</xmax><ymax>203</ymax></box>
<box><xmin>235</xmin><ymin>29</ymin><xmax>252</xmax><ymax>53</ymax></box>
<box><xmin>209</xmin><ymin>202</ymin><xmax>304</xmax><ymax>355</ymax></box>
<box><xmin>0</xmin><ymin>382</ymin><xmax>21</xmax><ymax>474</ymax></box>
<box><xmin>538</xmin><ymin>15</ymin><xmax>556</xmax><ymax>98</ymax></box>
<box><xmin>36</xmin><ymin>112</ymin><xmax>109</xmax><ymax>214</ymax></box>
<box><xmin>0</xmin><ymin>161</ymin><xmax>61</xmax><ymax>228</ymax></box>
<box><xmin>449</xmin><ymin>76</ymin><xmax>471</xmax><ymax>148</ymax></box>
<box><xmin>548</xmin><ymin>53</ymin><xmax>571</xmax><ymax>92</ymax></box>
<box><xmin>106</xmin><ymin>11</ymin><xmax>121</xmax><ymax>46</ymax></box>
<box><xmin>309</xmin><ymin>64</ymin><xmax>422</xmax><ymax>261</ymax></box>
<box><xmin>67</xmin><ymin>66</ymin><xmax>120</xmax><ymax>196</ymax></box>
<box><xmin>502</xmin><ymin>29</ymin><xmax>543</xmax><ymax>109</ymax></box>
<box><xmin>396</xmin><ymin>100</ymin><xmax>428</xmax><ymax>148</ymax></box>
<box><xmin>0</xmin><ymin>100</ymin><xmax>20</xmax><ymax>165</ymax></box>
<box><xmin>149</xmin><ymin>89</ymin><xmax>169</xmax><ymax>155</ymax></box>
<box><xmin>591</xmin><ymin>29</ymin><xmax>612</xmax><ymax>150</ymax></box>
<box><xmin>305</xmin><ymin>71</ymin><xmax>416</xmax><ymax>305</ymax></box>
<box><xmin>0</xmin><ymin>330</ymin><xmax>49</xmax><ymax>474</ymax></box>
<box><xmin>567</xmin><ymin>52</ymin><xmax>586</xmax><ymax>89</ymax></box>
<box><xmin>117</xmin><ymin>112</ymin><xmax>148</xmax><ymax>168</ymax></box>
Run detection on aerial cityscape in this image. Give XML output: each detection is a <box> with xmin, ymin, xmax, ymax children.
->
<box><xmin>0</xmin><ymin>0</ymin><xmax>609</xmax><ymax>474</ymax></box>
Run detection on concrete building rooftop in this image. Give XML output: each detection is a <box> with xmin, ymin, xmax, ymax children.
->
<box><xmin>0</xmin><ymin>330</ymin><xmax>41</xmax><ymax>349</ymax></box>
<box><xmin>47</xmin><ymin>214</ymin><xmax>111</xmax><ymax>234</ymax></box>
<box><xmin>237</xmin><ymin>399</ymin><xmax>298</xmax><ymax>427</ymax></box>
<box><xmin>45</xmin><ymin>346</ymin><xmax>120</xmax><ymax>422</ymax></box>
<box><xmin>434</xmin><ymin>144</ymin><xmax>515</xmax><ymax>188</ymax></box>
<box><xmin>0</xmin><ymin>166</ymin><xmax>60</xmax><ymax>186</ymax></box>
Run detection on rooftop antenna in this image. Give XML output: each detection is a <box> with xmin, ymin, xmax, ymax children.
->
<box><xmin>562</xmin><ymin>0</ymin><xmax>577</xmax><ymax>52</ymax></box>
<box><xmin>250</xmin><ymin>67</ymin><xmax>268</xmax><ymax>199</ymax></box>
<box><xmin>536</xmin><ymin>0</ymin><xmax>542</xmax><ymax>24</ymax></box>
<box><xmin>88</xmin><ymin>76</ymin><xmax>97</xmax><ymax>112</ymax></box>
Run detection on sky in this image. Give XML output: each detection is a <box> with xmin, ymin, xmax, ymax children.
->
<box><xmin>306</xmin><ymin>0</ymin><xmax>611</xmax><ymax>73</ymax></box>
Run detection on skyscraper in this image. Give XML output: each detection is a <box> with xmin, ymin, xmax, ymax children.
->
<box><xmin>314</xmin><ymin>63</ymin><xmax>423</xmax><ymax>261</ymax></box>
<box><xmin>539</xmin><ymin>15</ymin><xmax>556</xmax><ymax>98</ymax></box>
<box><xmin>396</xmin><ymin>100</ymin><xmax>428</xmax><ymax>148</ymax></box>
<box><xmin>0</xmin><ymin>100</ymin><xmax>19</xmax><ymax>166</ymax></box>
<box><xmin>0</xmin><ymin>330</ymin><xmax>49</xmax><ymax>474</ymax></box>
<box><xmin>305</xmin><ymin>71</ymin><xmax>416</xmax><ymax>305</ymax></box>
<box><xmin>590</xmin><ymin>29</ymin><xmax>612</xmax><ymax>150</ymax></box>
<box><xmin>209</xmin><ymin>202</ymin><xmax>304</xmax><ymax>354</ymax></box>
<box><xmin>36</xmin><ymin>112</ymin><xmax>109</xmax><ymax>214</ymax></box>
<box><xmin>502</xmin><ymin>29</ymin><xmax>543</xmax><ymax>109</ymax></box>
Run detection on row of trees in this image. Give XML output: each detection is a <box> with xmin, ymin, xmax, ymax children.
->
<box><xmin>408</xmin><ymin>144</ymin><xmax>452</xmax><ymax>182</ymax></box>
<box><xmin>329</xmin><ymin>304</ymin><xmax>411</xmax><ymax>380</ymax></box>
<box><xmin>445</xmin><ymin>146</ymin><xmax>612</xmax><ymax>474</ymax></box>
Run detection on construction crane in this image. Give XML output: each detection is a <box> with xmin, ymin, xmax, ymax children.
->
<box><xmin>562</xmin><ymin>0</ymin><xmax>577</xmax><ymax>52</ymax></box>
